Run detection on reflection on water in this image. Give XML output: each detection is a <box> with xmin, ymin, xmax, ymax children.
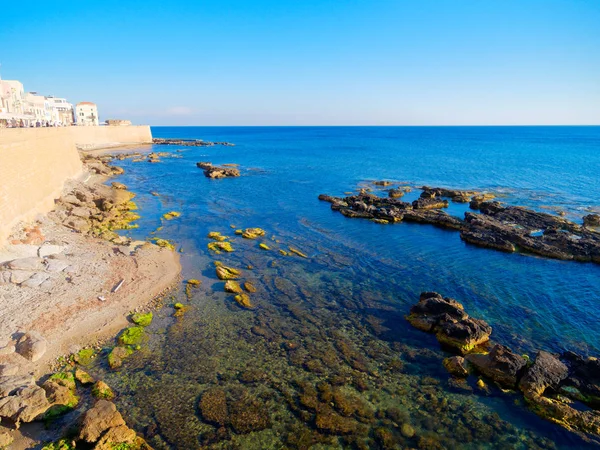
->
<box><xmin>91</xmin><ymin>127</ymin><xmax>600</xmax><ymax>448</ymax></box>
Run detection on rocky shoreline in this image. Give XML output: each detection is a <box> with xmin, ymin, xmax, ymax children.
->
<box><xmin>319</xmin><ymin>183</ymin><xmax>600</xmax><ymax>263</ymax></box>
<box><xmin>0</xmin><ymin>151</ymin><xmax>181</xmax><ymax>448</ymax></box>
<box><xmin>407</xmin><ymin>291</ymin><xmax>600</xmax><ymax>444</ymax></box>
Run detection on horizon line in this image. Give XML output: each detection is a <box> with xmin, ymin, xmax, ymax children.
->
<box><xmin>146</xmin><ymin>124</ymin><xmax>600</xmax><ymax>127</ymax></box>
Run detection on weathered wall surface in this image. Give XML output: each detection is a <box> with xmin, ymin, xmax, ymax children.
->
<box><xmin>71</xmin><ymin>125</ymin><xmax>152</xmax><ymax>150</ymax></box>
<box><xmin>0</xmin><ymin>126</ymin><xmax>152</xmax><ymax>243</ymax></box>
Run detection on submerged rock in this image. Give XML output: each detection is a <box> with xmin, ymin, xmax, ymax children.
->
<box><xmin>92</xmin><ymin>381</ymin><xmax>115</xmax><ymax>400</ymax></box>
<box><xmin>443</xmin><ymin>356</ymin><xmax>469</xmax><ymax>378</ymax></box>
<box><xmin>234</xmin><ymin>293</ymin><xmax>253</xmax><ymax>308</ymax></box>
<box><xmin>216</xmin><ymin>265</ymin><xmax>241</xmax><ymax>280</ymax></box>
<box><xmin>108</xmin><ymin>346</ymin><xmax>133</xmax><ymax>369</ymax></box>
<box><xmin>208</xmin><ymin>241</ymin><xmax>234</xmax><ymax>253</ymax></box>
<box><xmin>199</xmin><ymin>388</ymin><xmax>228</xmax><ymax>426</ymax></box>
<box><xmin>224</xmin><ymin>280</ymin><xmax>243</xmax><ymax>294</ymax></box>
<box><xmin>242</xmin><ymin>228</ymin><xmax>266</xmax><ymax>239</ymax></box>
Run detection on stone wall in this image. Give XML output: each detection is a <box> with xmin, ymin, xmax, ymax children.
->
<box><xmin>0</xmin><ymin>126</ymin><xmax>152</xmax><ymax>243</ymax></box>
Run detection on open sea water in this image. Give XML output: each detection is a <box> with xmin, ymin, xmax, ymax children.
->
<box><xmin>98</xmin><ymin>126</ymin><xmax>600</xmax><ymax>449</ymax></box>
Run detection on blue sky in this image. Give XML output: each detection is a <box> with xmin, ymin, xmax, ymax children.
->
<box><xmin>1</xmin><ymin>0</ymin><xmax>599</xmax><ymax>125</ymax></box>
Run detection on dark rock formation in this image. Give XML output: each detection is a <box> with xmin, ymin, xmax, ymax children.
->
<box><xmin>584</xmin><ymin>214</ymin><xmax>600</xmax><ymax>227</ymax></box>
<box><xmin>406</xmin><ymin>292</ymin><xmax>492</xmax><ymax>353</ymax></box>
<box><xmin>443</xmin><ymin>356</ymin><xmax>469</xmax><ymax>377</ymax></box>
<box><xmin>197</xmin><ymin>162</ymin><xmax>241</xmax><ymax>178</ymax></box>
<box><xmin>154</xmin><ymin>138</ymin><xmax>235</xmax><ymax>147</ymax></box>
<box><xmin>466</xmin><ymin>345</ymin><xmax>527</xmax><ymax>389</ymax></box>
<box><xmin>319</xmin><ymin>185</ymin><xmax>600</xmax><ymax>264</ymax></box>
<box><xmin>519</xmin><ymin>351</ymin><xmax>568</xmax><ymax>396</ymax></box>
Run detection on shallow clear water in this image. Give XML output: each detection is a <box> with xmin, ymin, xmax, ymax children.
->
<box><xmin>97</xmin><ymin>126</ymin><xmax>600</xmax><ymax>449</ymax></box>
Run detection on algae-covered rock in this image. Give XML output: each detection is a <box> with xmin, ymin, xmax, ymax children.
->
<box><xmin>279</xmin><ymin>249</ymin><xmax>289</xmax><ymax>256</ymax></box>
<box><xmin>443</xmin><ymin>356</ymin><xmax>469</xmax><ymax>378</ymax></box>
<box><xmin>75</xmin><ymin>368</ymin><xmax>94</xmax><ymax>385</ymax></box>
<box><xmin>151</xmin><ymin>238</ymin><xmax>176</xmax><ymax>251</ymax></box>
<box><xmin>243</xmin><ymin>282</ymin><xmax>257</xmax><ymax>293</ymax></box>
<box><xmin>48</xmin><ymin>371</ymin><xmax>76</xmax><ymax>391</ymax></box>
<box><xmin>118</xmin><ymin>326</ymin><xmax>145</xmax><ymax>346</ymax></box>
<box><xmin>259</xmin><ymin>243</ymin><xmax>271</xmax><ymax>250</ymax></box>
<box><xmin>235</xmin><ymin>229</ymin><xmax>244</xmax><ymax>235</ymax></box>
<box><xmin>187</xmin><ymin>279</ymin><xmax>202</xmax><ymax>286</ymax></box>
<box><xmin>289</xmin><ymin>247</ymin><xmax>308</xmax><ymax>258</ymax></box>
<box><xmin>131</xmin><ymin>312</ymin><xmax>153</xmax><ymax>327</ymax></box>
<box><xmin>224</xmin><ymin>280</ymin><xmax>243</xmax><ymax>294</ymax></box>
<box><xmin>242</xmin><ymin>228</ymin><xmax>266</xmax><ymax>239</ymax></box>
<box><xmin>199</xmin><ymin>388</ymin><xmax>228</xmax><ymax>426</ymax></box>
<box><xmin>108</xmin><ymin>346</ymin><xmax>133</xmax><ymax>369</ymax></box>
<box><xmin>234</xmin><ymin>293</ymin><xmax>253</xmax><ymax>308</ymax></box>
<box><xmin>216</xmin><ymin>265</ymin><xmax>241</xmax><ymax>280</ymax></box>
<box><xmin>75</xmin><ymin>348</ymin><xmax>95</xmax><ymax>366</ymax></box>
<box><xmin>41</xmin><ymin>438</ymin><xmax>75</xmax><ymax>450</ymax></box>
<box><xmin>208</xmin><ymin>231</ymin><xmax>228</xmax><ymax>241</ymax></box>
<box><xmin>229</xmin><ymin>395</ymin><xmax>271</xmax><ymax>434</ymax></box>
<box><xmin>401</xmin><ymin>422</ymin><xmax>416</xmax><ymax>438</ymax></box>
<box><xmin>92</xmin><ymin>381</ymin><xmax>115</xmax><ymax>400</ymax></box>
<box><xmin>162</xmin><ymin>211</ymin><xmax>181</xmax><ymax>220</ymax></box>
<box><xmin>208</xmin><ymin>241</ymin><xmax>234</xmax><ymax>253</ymax></box>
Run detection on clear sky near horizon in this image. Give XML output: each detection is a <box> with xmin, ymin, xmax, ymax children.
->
<box><xmin>1</xmin><ymin>0</ymin><xmax>599</xmax><ymax>126</ymax></box>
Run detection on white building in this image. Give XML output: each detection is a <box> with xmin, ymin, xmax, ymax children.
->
<box><xmin>47</xmin><ymin>97</ymin><xmax>74</xmax><ymax>126</ymax></box>
<box><xmin>76</xmin><ymin>102</ymin><xmax>99</xmax><ymax>126</ymax></box>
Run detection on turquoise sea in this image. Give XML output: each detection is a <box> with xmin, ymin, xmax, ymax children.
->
<box><xmin>99</xmin><ymin>126</ymin><xmax>600</xmax><ymax>449</ymax></box>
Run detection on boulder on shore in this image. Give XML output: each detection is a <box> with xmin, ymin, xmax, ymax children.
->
<box><xmin>15</xmin><ymin>331</ymin><xmax>47</xmax><ymax>362</ymax></box>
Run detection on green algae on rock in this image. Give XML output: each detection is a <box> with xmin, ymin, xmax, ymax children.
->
<box><xmin>75</xmin><ymin>368</ymin><xmax>95</xmax><ymax>385</ymax></box>
<box><xmin>131</xmin><ymin>312</ymin><xmax>153</xmax><ymax>327</ymax></box>
<box><xmin>207</xmin><ymin>231</ymin><xmax>228</xmax><ymax>241</ymax></box>
<box><xmin>118</xmin><ymin>326</ymin><xmax>145</xmax><ymax>346</ymax></box>
<box><xmin>151</xmin><ymin>237</ymin><xmax>176</xmax><ymax>251</ymax></box>
<box><xmin>241</xmin><ymin>228</ymin><xmax>266</xmax><ymax>239</ymax></box>
<box><xmin>224</xmin><ymin>280</ymin><xmax>244</xmax><ymax>294</ymax></box>
<box><xmin>289</xmin><ymin>246</ymin><xmax>308</xmax><ymax>258</ymax></box>
<box><xmin>108</xmin><ymin>346</ymin><xmax>134</xmax><ymax>369</ymax></box>
<box><xmin>243</xmin><ymin>281</ymin><xmax>257</xmax><ymax>293</ymax></box>
<box><xmin>162</xmin><ymin>211</ymin><xmax>181</xmax><ymax>220</ymax></box>
<box><xmin>234</xmin><ymin>293</ymin><xmax>253</xmax><ymax>308</ymax></box>
<box><xmin>208</xmin><ymin>241</ymin><xmax>234</xmax><ymax>253</ymax></box>
<box><xmin>216</xmin><ymin>265</ymin><xmax>241</xmax><ymax>280</ymax></box>
<box><xmin>92</xmin><ymin>380</ymin><xmax>115</xmax><ymax>400</ymax></box>
<box><xmin>75</xmin><ymin>348</ymin><xmax>95</xmax><ymax>366</ymax></box>
<box><xmin>259</xmin><ymin>243</ymin><xmax>271</xmax><ymax>250</ymax></box>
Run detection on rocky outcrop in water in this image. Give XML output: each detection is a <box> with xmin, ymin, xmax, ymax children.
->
<box><xmin>584</xmin><ymin>214</ymin><xmax>600</xmax><ymax>227</ymax></box>
<box><xmin>196</xmin><ymin>162</ymin><xmax>241</xmax><ymax>178</ymax></box>
<box><xmin>319</xmin><ymin>186</ymin><xmax>600</xmax><ymax>264</ymax></box>
<box><xmin>407</xmin><ymin>291</ymin><xmax>600</xmax><ymax>442</ymax></box>
<box><xmin>405</xmin><ymin>292</ymin><xmax>492</xmax><ymax>353</ymax></box>
<box><xmin>154</xmin><ymin>138</ymin><xmax>235</xmax><ymax>147</ymax></box>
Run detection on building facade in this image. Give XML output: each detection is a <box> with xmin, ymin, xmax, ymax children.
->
<box><xmin>48</xmin><ymin>97</ymin><xmax>74</xmax><ymax>126</ymax></box>
<box><xmin>76</xmin><ymin>102</ymin><xmax>99</xmax><ymax>126</ymax></box>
